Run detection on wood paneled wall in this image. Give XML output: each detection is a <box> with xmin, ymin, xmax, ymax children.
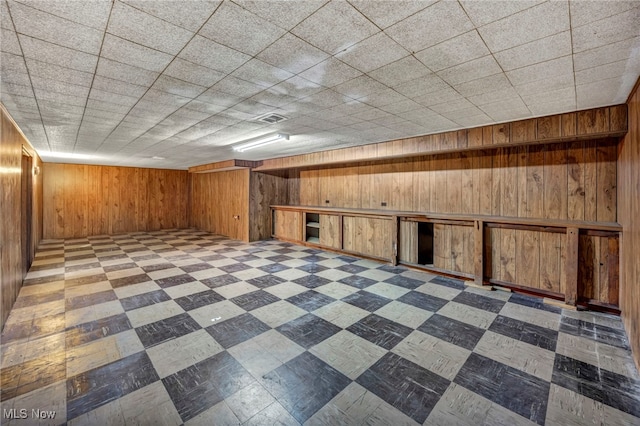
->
<box><xmin>249</xmin><ymin>172</ymin><xmax>292</xmax><ymax>241</ymax></box>
<box><xmin>619</xmin><ymin>79</ymin><xmax>640</xmax><ymax>370</ymax></box>
<box><xmin>190</xmin><ymin>169</ymin><xmax>249</xmax><ymax>241</ymax></box>
<box><xmin>43</xmin><ymin>163</ymin><xmax>189</xmax><ymax>239</ymax></box>
<box><xmin>299</xmin><ymin>141</ymin><xmax>617</xmax><ymax>222</ymax></box>
<box><xmin>1</xmin><ymin>105</ymin><xmax>43</xmax><ymax>330</ymax></box>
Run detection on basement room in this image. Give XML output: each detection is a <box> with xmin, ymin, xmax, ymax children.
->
<box><xmin>1</xmin><ymin>0</ymin><xmax>639</xmax><ymax>425</ymax></box>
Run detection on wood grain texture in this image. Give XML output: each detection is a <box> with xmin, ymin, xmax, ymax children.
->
<box><xmin>249</xmin><ymin>172</ymin><xmax>290</xmax><ymax>241</ymax></box>
<box><xmin>399</xmin><ymin>220</ymin><xmax>418</xmax><ymax>263</ymax></box>
<box><xmin>343</xmin><ymin>216</ymin><xmax>393</xmax><ymax>260</ymax></box>
<box><xmin>273</xmin><ymin>209</ymin><xmax>301</xmax><ymax>241</ymax></box>
<box><xmin>319</xmin><ymin>214</ymin><xmax>341</xmax><ymax>249</ymax></box>
<box><xmin>1</xmin><ymin>106</ymin><xmax>43</xmax><ymax>330</ymax></box>
<box><xmin>618</xmin><ymin>78</ymin><xmax>640</xmax><ymax>370</ymax></box>
<box><xmin>43</xmin><ymin>164</ymin><xmax>188</xmax><ymax>239</ymax></box>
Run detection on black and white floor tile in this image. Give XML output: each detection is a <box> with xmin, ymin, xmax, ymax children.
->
<box><xmin>1</xmin><ymin>229</ymin><xmax>639</xmax><ymax>425</ymax></box>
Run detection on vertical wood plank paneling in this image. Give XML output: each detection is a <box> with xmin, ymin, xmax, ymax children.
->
<box><xmin>526</xmin><ymin>146</ymin><xmax>545</xmax><ymax>218</ymax></box>
<box><xmin>596</xmin><ymin>141</ymin><xmax>617</xmax><ymax>222</ymax></box>
<box><xmin>544</xmin><ymin>146</ymin><xmax>568</xmax><ymax>220</ymax></box>
<box><xmin>567</xmin><ymin>142</ymin><xmax>585</xmax><ymax>221</ymax></box>
<box><xmin>460</xmin><ymin>152</ymin><xmax>474</xmax><ymax>214</ymax></box>
<box><xmin>399</xmin><ymin>220</ymin><xmax>418</xmax><ymax>263</ymax></box>
<box><xmin>539</xmin><ymin>233</ymin><xmax>561</xmax><ymax>293</ymax></box>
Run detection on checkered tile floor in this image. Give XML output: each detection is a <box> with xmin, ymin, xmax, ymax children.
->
<box><xmin>1</xmin><ymin>229</ymin><xmax>639</xmax><ymax>425</ymax></box>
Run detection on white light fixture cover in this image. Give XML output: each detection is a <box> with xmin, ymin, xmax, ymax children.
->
<box><xmin>233</xmin><ymin>133</ymin><xmax>289</xmax><ymax>152</ymax></box>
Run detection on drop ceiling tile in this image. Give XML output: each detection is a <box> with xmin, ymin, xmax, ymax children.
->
<box><xmin>291</xmin><ymin>1</ymin><xmax>378</xmax><ymax>54</ymax></box>
<box><xmin>528</xmin><ymin>98</ymin><xmax>577</xmax><ymax>117</ymax></box>
<box><xmin>257</xmin><ymin>32</ymin><xmax>329</xmax><ymax>74</ymax></box>
<box><xmin>385</xmin><ymin>1</ymin><xmax>474</xmax><ymax>53</ymax></box>
<box><xmin>152</xmin><ymin>75</ymin><xmax>207</xmax><ymax>99</ymax></box>
<box><xmin>26</xmin><ymin>58</ymin><xmax>94</xmax><ymax>87</ymax></box>
<box><xmin>411</xmin><ymin>86</ymin><xmax>462</xmax><ymax>107</ymax></box>
<box><xmin>250</xmin><ymin>90</ymin><xmax>298</xmax><ymax>108</ymax></box>
<box><xmin>333</xmin><ymin>75</ymin><xmax>387</xmax><ymax>99</ymax></box>
<box><xmin>439</xmin><ymin>105</ymin><xmax>487</xmax><ymax>120</ymax></box>
<box><xmin>575</xmin><ymin>60</ymin><xmax>630</xmax><ymax>86</ymax></box>
<box><xmin>231</xmin><ymin>99</ymin><xmax>277</xmax><ymax>116</ymax></box>
<box><xmin>211</xmin><ymin>76</ymin><xmax>266</xmax><ymax>98</ymax></box>
<box><xmin>92</xmin><ymin>75</ymin><xmax>148</xmax><ymax>98</ymax></box>
<box><xmin>1</xmin><ymin>0</ymin><xmax>13</xmax><ymax>29</ymax></box>
<box><xmin>96</xmin><ymin>57</ymin><xmax>159</xmax><ymax>86</ymax></box>
<box><xmin>349</xmin><ymin>0</ymin><xmax>434</xmax><ymax>29</ymax></box>
<box><xmin>459</xmin><ymin>0</ymin><xmax>544</xmax><ymax>27</ymax></box>
<box><xmin>576</xmin><ymin>76</ymin><xmax>632</xmax><ymax>108</ymax></box>
<box><xmin>179</xmin><ymin>35</ymin><xmax>250</xmax><ymax>74</ymax></box>
<box><xmin>351</xmin><ymin>108</ymin><xmax>390</xmax><ymax>122</ymax></box>
<box><xmin>232</xmin><ymin>0</ymin><xmax>325</xmax><ymax>30</ymax></box>
<box><xmin>9</xmin><ymin>1</ymin><xmax>103</xmax><ymax>54</ymax></box>
<box><xmin>16</xmin><ymin>0</ymin><xmax>111</xmax><ymax>30</ymax></box>
<box><xmin>300</xmin><ymin>89</ymin><xmax>346</xmax><ymax>108</ymax></box>
<box><xmin>278</xmin><ymin>100</ymin><xmax>322</xmax><ymax>117</ymax></box>
<box><xmin>232</xmin><ymin>58</ymin><xmax>294</xmax><ymax>88</ymax></box>
<box><xmin>199</xmin><ymin>1</ymin><xmax>286</xmax><ymax>56</ymax></box>
<box><xmin>140</xmin><ymin>89</ymin><xmax>192</xmax><ymax>109</ymax></box>
<box><xmin>1</xmin><ymin>81</ymin><xmax>32</xmax><ymax>98</ymax></box>
<box><xmin>506</xmin><ymin>55</ymin><xmax>573</xmax><ymax>86</ymax></box>
<box><xmin>185</xmin><ymin>98</ymin><xmax>230</xmax><ymax>114</ymax></box>
<box><xmin>86</xmin><ymin>99</ymin><xmax>133</xmax><ymax>114</ymax></box>
<box><xmin>415</xmin><ymin>30</ymin><xmax>489</xmax><ymax>73</ymax></box>
<box><xmin>1</xmin><ymin>28</ymin><xmax>21</xmax><ymax>54</ymax></box>
<box><xmin>429</xmin><ymin>98</ymin><xmax>475</xmax><ymax>114</ymax></box>
<box><xmin>102</xmin><ymin>34</ymin><xmax>174</xmax><ymax>73</ymax></box>
<box><xmin>89</xmin><ymin>88</ymin><xmax>139</xmax><ymax>107</ymax></box>
<box><xmin>121</xmin><ymin>0</ymin><xmax>220</xmax><ymax>32</ymax></box>
<box><xmin>571</xmin><ymin>7</ymin><xmax>640</xmax><ymax>53</ymax></box>
<box><xmin>359</xmin><ymin>88</ymin><xmax>407</xmax><ymax>108</ymax></box>
<box><xmin>513</xmin><ymin>72</ymin><xmax>573</xmax><ymax>97</ymax></box>
<box><xmin>195</xmin><ymin>89</ymin><xmax>242</xmax><ymax>108</ymax></box>
<box><xmin>384</xmin><ymin>120</ymin><xmax>428</xmax><ymax>135</ymax></box>
<box><xmin>164</xmin><ymin>58</ymin><xmax>226</xmax><ymax>87</ymax></box>
<box><xmin>520</xmin><ymin>86</ymin><xmax>575</xmax><ymax>106</ymax></box>
<box><xmin>1</xmin><ymin>52</ymin><xmax>31</xmax><ymax>86</ymax></box>
<box><xmin>18</xmin><ymin>34</ymin><xmax>98</xmax><ymax>73</ymax></box>
<box><xmin>108</xmin><ymin>1</ymin><xmax>193</xmax><ymax>55</ymax></box>
<box><xmin>269</xmin><ymin>76</ymin><xmax>324</xmax><ymax>99</ymax></box>
<box><xmin>451</xmin><ymin>113</ymin><xmax>493</xmax><ymax>128</ymax></box>
<box><xmin>570</xmin><ymin>1</ymin><xmax>639</xmax><ymax>28</ymax></box>
<box><xmin>31</xmin><ymin>76</ymin><xmax>90</xmax><ymax>98</ymax></box>
<box><xmin>454</xmin><ymin>73</ymin><xmax>512</xmax><ymax>97</ymax></box>
<box><xmin>337</xmin><ymin>32</ymin><xmax>409</xmax><ymax>73</ymax></box>
<box><xmin>379</xmin><ymin>99</ymin><xmax>423</xmax><ymax>114</ymax></box>
<box><xmin>467</xmin><ymin>86</ymin><xmax>520</xmax><ymax>106</ymax></box>
<box><xmin>368</xmin><ymin>56</ymin><xmax>431</xmax><ymax>87</ymax></box>
<box><xmin>494</xmin><ymin>31</ymin><xmax>572</xmax><ymax>71</ymax></box>
<box><xmin>298</xmin><ymin>57</ymin><xmax>361</xmax><ymax>87</ymax></box>
<box><xmin>393</xmin><ymin>74</ymin><xmax>450</xmax><ymax>98</ymax></box>
<box><xmin>573</xmin><ymin>36</ymin><xmax>640</xmax><ymax>72</ymax></box>
<box><xmin>480</xmin><ymin>97</ymin><xmax>531</xmax><ymax>121</ymax></box>
<box><xmin>438</xmin><ymin>55</ymin><xmax>502</xmax><ymax>86</ymax></box>
<box><xmin>84</xmin><ymin>107</ymin><xmax>126</xmax><ymax>121</ymax></box>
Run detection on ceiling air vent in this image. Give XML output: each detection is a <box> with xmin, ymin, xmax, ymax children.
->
<box><xmin>255</xmin><ymin>113</ymin><xmax>288</xmax><ymax>124</ymax></box>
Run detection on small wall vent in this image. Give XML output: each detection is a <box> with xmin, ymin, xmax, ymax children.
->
<box><xmin>255</xmin><ymin>113</ymin><xmax>288</xmax><ymax>124</ymax></box>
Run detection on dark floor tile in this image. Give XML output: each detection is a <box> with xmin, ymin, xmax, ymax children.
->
<box><xmin>453</xmin><ymin>291</ymin><xmax>506</xmax><ymax>313</ymax></box>
<box><xmin>180</xmin><ymin>262</ymin><xmax>215</xmax><ymax>273</ymax></box>
<box><xmin>29</xmin><ymin>261</ymin><xmax>64</xmax><ymax>272</ymax></box>
<box><xmin>97</xmin><ymin>253</ymin><xmax>128</xmax><ymax>261</ymax></box>
<box><xmin>141</xmin><ymin>262</ymin><xmax>175</xmax><ymax>273</ymax></box>
<box><xmin>343</xmin><ymin>291</ymin><xmax>392</xmax><ymax>312</ymax></box>
<box><xmin>292</xmin><ymin>275</ymin><xmax>331</xmax><ymax>289</ymax></box>
<box><xmin>175</xmin><ymin>290</ymin><xmax>226</xmax><ymax>311</ymax></box>
<box><xmin>247</xmin><ymin>274</ymin><xmax>286</xmax><ymax>288</ymax></box>
<box><xmin>103</xmin><ymin>262</ymin><xmax>137</xmax><ymax>273</ymax></box>
<box><xmin>64</xmin><ymin>273</ymin><xmax>108</xmax><ymax>288</ymax></box>
<box><xmin>155</xmin><ymin>273</ymin><xmax>196</xmax><ymax>289</ymax></box>
<box><xmin>123</xmin><ymin>246</ymin><xmax>147</xmax><ymax>254</ymax></box>
<box><xmin>163</xmin><ymin>351</ymin><xmax>255</xmax><ymax>422</ymax></box>
<box><xmin>454</xmin><ymin>353</ymin><xmax>549</xmax><ymax>425</ymax></box>
<box><xmin>299</xmin><ymin>255</ymin><xmax>325</xmax><ymax>263</ymax></box>
<box><xmin>231</xmin><ymin>254</ymin><xmax>259</xmax><ymax>262</ymax></box>
<box><xmin>199</xmin><ymin>254</ymin><xmax>226</xmax><ymax>262</ymax></box>
<box><xmin>508</xmin><ymin>293</ymin><xmax>562</xmax><ymax>313</ymax></box>
<box><xmin>135</xmin><ymin>313</ymin><xmax>200</xmax><ymax>348</ymax></box>
<box><xmin>66</xmin><ymin>262</ymin><xmax>102</xmax><ymax>273</ymax></box>
<box><xmin>552</xmin><ymin>354</ymin><xmax>640</xmax><ymax>418</ymax></box>
<box><xmin>201</xmin><ymin>274</ymin><xmax>241</xmax><ymax>288</ymax></box>
<box><xmin>1</xmin><ymin>352</ymin><xmax>66</xmax><ymax>402</ymax></box>
<box><xmin>205</xmin><ymin>313</ymin><xmax>270</xmax><ymax>349</ymax></box>
<box><xmin>231</xmin><ymin>290</ymin><xmax>280</xmax><ymax>311</ymax></box>
<box><xmin>287</xmin><ymin>291</ymin><xmax>335</xmax><ymax>312</ymax></box>
<box><xmin>275</xmin><ymin>247</ymin><xmax>296</xmax><ymax>254</ymax></box>
<box><xmin>109</xmin><ymin>273</ymin><xmax>152</xmax><ymax>288</ymax></box>
<box><xmin>429</xmin><ymin>276</ymin><xmax>465</xmax><ymax>290</ymax></box>
<box><xmin>296</xmin><ymin>263</ymin><xmax>328</xmax><ymax>274</ymax></box>
<box><xmin>383</xmin><ymin>275</ymin><xmax>424</xmax><ymax>290</ymax></box>
<box><xmin>67</xmin><ymin>352</ymin><xmax>160</xmax><ymax>420</ymax></box>
<box><xmin>338</xmin><ymin>275</ymin><xmax>377</xmax><ymax>289</ymax></box>
<box><xmin>259</xmin><ymin>263</ymin><xmax>291</xmax><ymax>273</ymax></box>
<box><xmin>559</xmin><ymin>317</ymin><xmax>630</xmax><ymax>350</ymax></box>
<box><xmin>346</xmin><ymin>314</ymin><xmax>412</xmax><ymax>350</ymax></box>
<box><xmin>377</xmin><ymin>265</ymin><xmax>407</xmax><ymax>274</ymax></box>
<box><xmin>397</xmin><ymin>291</ymin><xmax>448</xmax><ymax>312</ymax></box>
<box><xmin>418</xmin><ymin>314</ymin><xmax>485</xmax><ymax>350</ymax></box>
<box><xmin>23</xmin><ymin>273</ymin><xmax>65</xmax><ymax>286</ymax></box>
<box><xmin>337</xmin><ymin>264</ymin><xmax>368</xmax><ymax>274</ymax></box>
<box><xmin>66</xmin><ymin>313</ymin><xmax>132</xmax><ymax>347</ymax></box>
<box><xmin>66</xmin><ymin>290</ymin><xmax>118</xmax><ymax>310</ymax></box>
<box><xmin>262</xmin><ymin>352</ymin><xmax>350</xmax><ymax>423</ymax></box>
<box><xmin>336</xmin><ymin>255</ymin><xmax>358</xmax><ymax>263</ymax></box>
<box><xmin>266</xmin><ymin>254</ymin><xmax>294</xmax><ymax>262</ymax></box>
<box><xmin>65</xmin><ymin>253</ymin><xmax>97</xmax><ymax>261</ymax></box>
<box><xmin>13</xmin><ymin>289</ymin><xmax>64</xmax><ymax>309</ymax></box>
<box><xmin>489</xmin><ymin>315</ymin><xmax>558</xmax><ymax>351</ymax></box>
<box><xmin>276</xmin><ymin>314</ymin><xmax>342</xmax><ymax>349</ymax></box>
<box><xmin>219</xmin><ymin>263</ymin><xmax>250</xmax><ymax>273</ymax></box>
<box><xmin>120</xmin><ymin>289</ymin><xmax>171</xmax><ymax>311</ymax></box>
<box><xmin>357</xmin><ymin>352</ymin><xmax>449</xmax><ymax>423</ymax></box>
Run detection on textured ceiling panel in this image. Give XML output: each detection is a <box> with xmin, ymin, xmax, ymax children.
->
<box><xmin>0</xmin><ymin>0</ymin><xmax>638</xmax><ymax>169</ymax></box>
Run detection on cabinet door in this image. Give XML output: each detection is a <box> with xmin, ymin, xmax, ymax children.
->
<box><xmin>273</xmin><ymin>210</ymin><xmax>301</xmax><ymax>241</ymax></box>
<box><xmin>319</xmin><ymin>215</ymin><xmax>341</xmax><ymax>249</ymax></box>
<box><xmin>399</xmin><ymin>220</ymin><xmax>418</xmax><ymax>263</ymax></box>
<box><xmin>343</xmin><ymin>216</ymin><xmax>393</xmax><ymax>260</ymax></box>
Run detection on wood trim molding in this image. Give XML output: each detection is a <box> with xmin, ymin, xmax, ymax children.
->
<box><xmin>188</xmin><ymin>159</ymin><xmax>262</xmax><ymax>173</ymax></box>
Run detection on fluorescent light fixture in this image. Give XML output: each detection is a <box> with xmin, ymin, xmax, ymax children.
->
<box><xmin>151</xmin><ymin>156</ymin><xmax>165</xmax><ymax>160</ymax></box>
<box><xmin>39</xmin><ymin>151</ymin><xmax>98</xmax><ymax>160</ymax></box>
<box><xmin>233</xmin><ymin>133</ymin><xmax>289</xmax><ymax>152</ymax></box>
